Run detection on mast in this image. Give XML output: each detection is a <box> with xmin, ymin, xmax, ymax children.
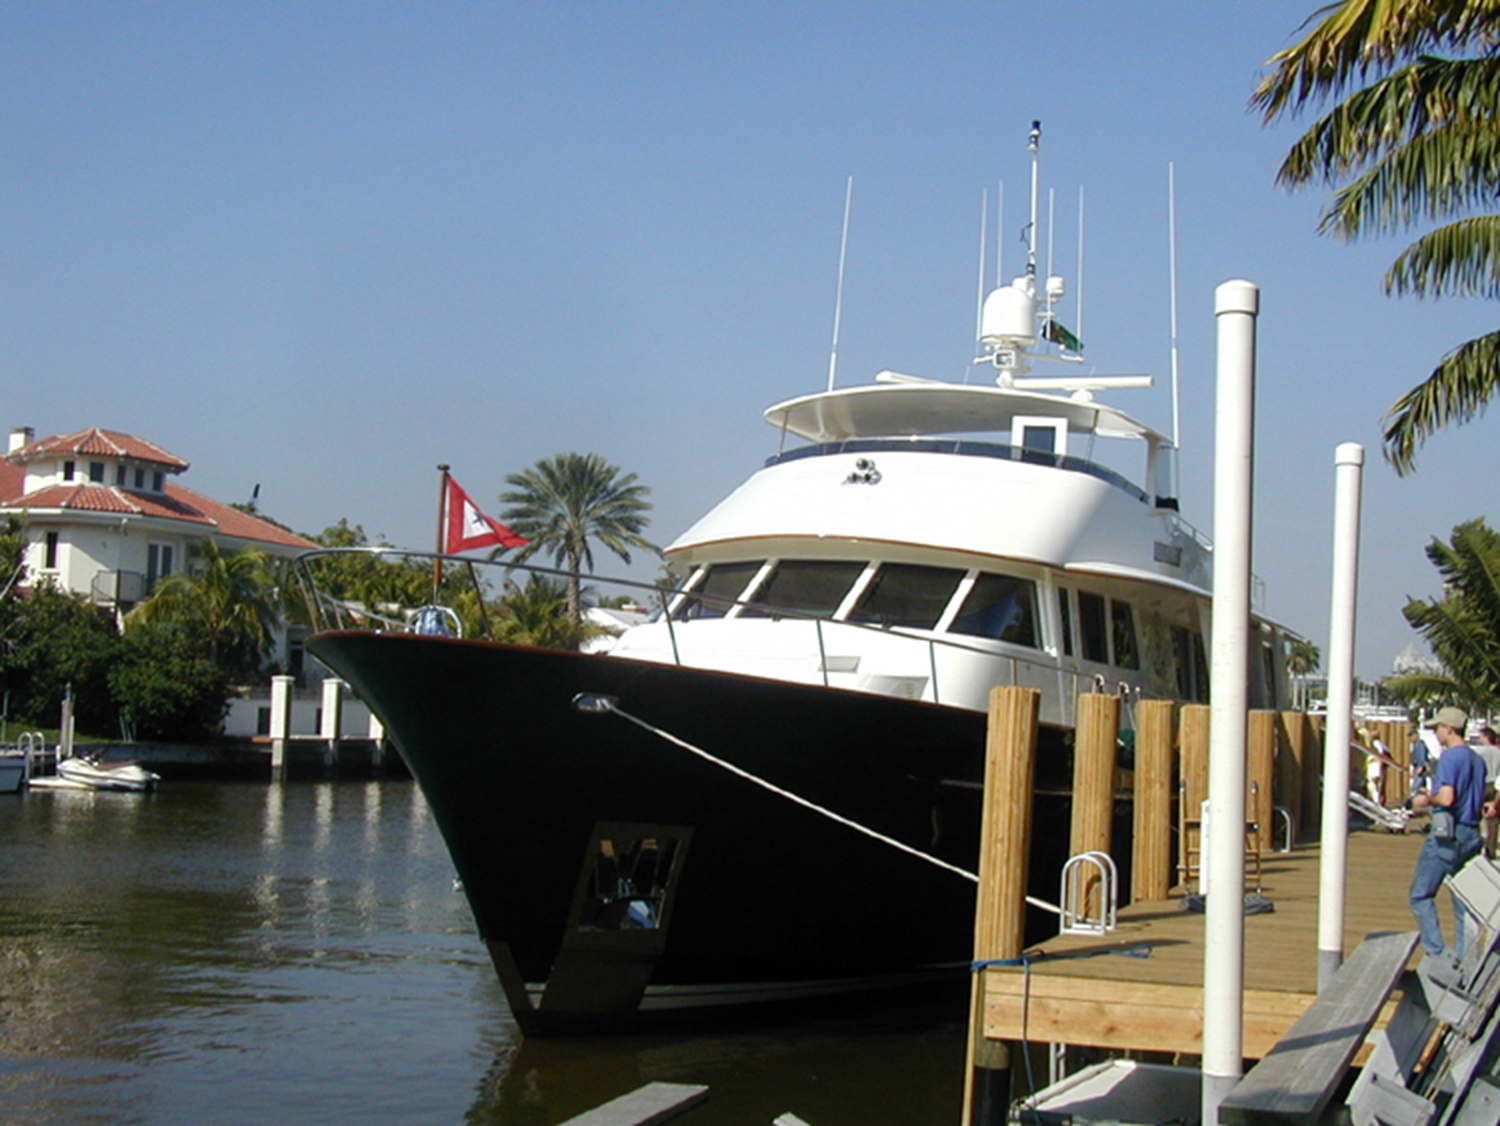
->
<box><xmin>434</xmin><ymin>463</ymin><xmax>450</xmax><ymax>594</ymax></box>
<box><xmin>826</xmin><ymin>176</ymin><xmax>854</xmax><ymax>393</ymax></box>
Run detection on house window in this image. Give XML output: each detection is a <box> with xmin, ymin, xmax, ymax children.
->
<box><xmin>134</xmin><ymin>468</ymin><xmax>145</xmax><ymax>489</ymax></box>
<box><xmin>88</xmin><ymin>462</ymin><xmax>105</xmax><ymax>483</ymax></box>
<box><xmin>115</xmin><ymin>465</ymin><xmax>127</xmax><ymax>486</ymax></box>
<box><xmin>152</xmin><ymin>471</ymin><xmax>165</xmax><ymax>492</ymax></box>
<box><xmin>43</xmin><ymin>532</ymin><xmax>58</xmax><ymax>570</ymax></box>
<box><xmin>62</xmin><ymin>460</ymin><xmax>75</xmax><ymax>481</ymax></box>
<box><xmin>146</xmin><ymin>543</ymin><xmax>174</xmax><ymax>591</ymax></box>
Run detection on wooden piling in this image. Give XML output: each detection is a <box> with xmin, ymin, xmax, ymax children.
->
<box><xmin>1178</xmin><ymin>703</ymin><xmax>1211</xmax><ymax>889</ymax></box>
<box><xmin>1248</xmin><ymin>711</ymin><xmax>1276</xmax><ymax>854</ymax></box>
<box><xmin>963</xmin><ymin>685</ymin><xmax>1040</xmax><ymax>1126</ymax></box>
<box><xmin>1133</xmin><ymin>699</ymin><xmax>1176</xmax><ymax>903</ymax></box>
<box><xmin>1306</xmin><ymin>714</ymin><xmax>1325</xmax><ymax>837</ymax></box>
<box><xmin>1071</xmin><ymin>693</ymin><xmax>1120</xmax><ymax>917</ymax></box>
<box><xmin>1277</xmin><ymin>711</ymin><xmax>1307</xmax><ymax>843</ymax></box>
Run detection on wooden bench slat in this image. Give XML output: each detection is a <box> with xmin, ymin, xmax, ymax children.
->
<box><xmin>557</xmin><ymin>1081</ymin><xmax>710</xmax><ymax>1126</ymax></box>
<box><xmin>1219</xmin><ymin>931</ymin><xmax>1419</xmax><ymax>1126</ymax></box>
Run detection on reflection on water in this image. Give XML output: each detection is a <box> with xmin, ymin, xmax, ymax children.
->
<box><xmin>0</xmin><ymin>781</ymin><xmax>962</xmax><ymax>1125</ymax></box>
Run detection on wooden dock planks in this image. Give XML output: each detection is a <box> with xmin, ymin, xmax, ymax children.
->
<box><xmin>981</xmin><ymin>829</ymin><xmax>1424</xmax><ymax>1059</ymax></box>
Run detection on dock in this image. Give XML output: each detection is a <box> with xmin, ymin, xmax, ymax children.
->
<box><xmin>979</xmin><ymin>829</ymin><xmax>1423</xmax><ymax>1060</ymax></box>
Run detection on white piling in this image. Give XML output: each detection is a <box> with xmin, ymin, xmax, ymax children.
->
<box><xmin>320</xmin><ymin>677</ymin><xmax>343</xmax><ymax>768</ymax></box>
<box><xmin>270</xmin><ymin>675</ymin><xmax>293</xmax><ymax>773</ymax></box>
<box><xmin>1317</xmin><ymin>442</ymin><xmax>1364</xmax><ymax>991</ymax></box>
<box><xmin>1203</xmin><ymin>280</ymin><xmax>1258</xmax><ymax>1124</ymax></box>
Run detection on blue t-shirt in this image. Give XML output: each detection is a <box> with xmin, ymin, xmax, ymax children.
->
<box><xmin>1434</xmin><ymin>742</ymin><xmax>1488</xmax><ymax>825</ymax></box>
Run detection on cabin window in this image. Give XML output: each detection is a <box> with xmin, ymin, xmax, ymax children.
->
<box><xmin>740</xmin><ymin>560</ymin><xmax>865</xmax><ymax>620</ymax></box>
<box><xmin>672</xmin><ymin>561</ymin><xmax>761</xmax><ymax>620</ymax></box>
<box><xmin>1172</xmin><ymin>625</ymin><xmax>1210</xmax><ymax>702</ymax></box>
<box><xmin>1078</xmin><ymin>591</ymin><xmax>1109</xmax><ymax>663</ymax></box>
<box><xmin>43</xmin><ymin>532</ymin><xmax>58</xmax><ymax>570</ymax></box>
<box><xmin>848</xmin><ymin>564</ymin><xmax>965</xmax><ymax>630</ymax></box>
<box><xmin>1057</xmin><ymin>587</ymin><xmax>1074</xmax><ymax>656</ymax></box>
<box><xmin>88</xmin><ymin>461</ymin><xmax>105</xmax><ymax>483</ymax></box>
<box><xmin>951</xmin><ymin>573</ymin><xmax>1040</xmax><ymax>648</ymax></box>
<box><xmin>1111</xmin><ymin>600</ymin><xmax>1140</xmax><ymax>670</ymax></box>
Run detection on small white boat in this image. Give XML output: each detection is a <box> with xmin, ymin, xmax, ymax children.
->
<box><xmin>47</xmin><ymin>756</ymin><xmax>160</xmax><ymax>792</ymax></box>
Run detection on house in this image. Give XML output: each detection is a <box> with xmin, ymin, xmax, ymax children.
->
<box><xmin>0</xmin><ymin>426</ymin><xmax>318</xmax><ymax>667</ymax></box>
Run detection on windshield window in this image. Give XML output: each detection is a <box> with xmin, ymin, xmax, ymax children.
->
<box><xmin>672</xmin><ymin>562</ymin><xmax>762</xmax><ymax>620</ymax></box>
<box><xmin>951</xmin><ymin>573</ymin><xmax>1039</xmax><ymax>648</ymax></box>
<box><xmin>740</xmin><ymin>561</ymin><xmax>865</xmax><ymax>619</ymax></box>
<box><xmin>848</xmin><ymin>564</ymin><xmax>965</xmax><ymax>629</ymax></box>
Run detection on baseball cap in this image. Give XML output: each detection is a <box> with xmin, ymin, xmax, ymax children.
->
<box><xmin>1426</xmin><ymin>706</ymin><xmax>1469</xmax><ymax>731</ymax></box>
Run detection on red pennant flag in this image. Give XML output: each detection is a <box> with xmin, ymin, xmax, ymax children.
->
<box><xmin>444</xmin><ymin>476</ymin><xmax>528</xmax><ymax>553</ymax></box>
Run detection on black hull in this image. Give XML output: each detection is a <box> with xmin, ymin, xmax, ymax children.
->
<box><xmin>308</xmin><ymin>630</ymin><xmax>1074</xmax><ymax>1030</ymax></box>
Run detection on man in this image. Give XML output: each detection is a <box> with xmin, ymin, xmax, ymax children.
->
<box><xmin>1476</xmin><ymin>727</ymin><xmax>1500</xmax><ymax>857</ymax></box>
<box><xmin>1410</xmin><ymin>707</ymin><xmax>1486</xmax><ymax>963</ymax></box>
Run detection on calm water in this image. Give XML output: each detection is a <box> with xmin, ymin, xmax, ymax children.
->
<box><xmin>0</xmin><ymin>780</ymin><xmax>965</xmax><ymax>1125</ymax></box>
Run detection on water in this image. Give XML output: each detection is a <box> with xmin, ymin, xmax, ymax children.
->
<box><xmin>0</xmin><ymin>781</ymin><xmax>965</xmax><ymax>1125</ymax></box>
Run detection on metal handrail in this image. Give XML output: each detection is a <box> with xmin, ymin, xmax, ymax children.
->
<box><xmin>293</xmin><ymin>547</ymin><xmax>1168</xmax><ymax>711</ymax></box>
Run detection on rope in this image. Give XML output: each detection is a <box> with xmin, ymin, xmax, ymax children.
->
<box><xmin>589</xmin><ymin>695</ymin><xmax>982</xmax><ymax>884</ymax></box>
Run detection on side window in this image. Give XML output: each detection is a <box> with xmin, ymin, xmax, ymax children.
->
<box><xmin>951</xmin><ymin>573</ymin><xmax>1040</xmax><ymax>648</ymax></box>
<box><xmin>43</xmin><ymin>532</ymin><xmax>59</xmax><ymax>570</ymax></box>
<box><xmin>1057</xmin><ymin>587</ymin><xmax>1074</xmax><ymax>656</ymax></box>
<box><xmin>672</xmin><ymin>562</ymin><xmax>762</xmax><ymax>620</ymax></box>
<box><xmin>1078</xmin><ymin>591</ymin><xmax>1109</xmax><ymax>664</ymax></box>
<box><xmin>1111</xmin><ymin>600</ymin><xmax>1139</xmax><ymax>670</ymax></box>
<box><xmin>740</xmin><ymin>561</ymin><xmax>865</xmax><ymax>620</ymax></box>
<box><xmin>848</xmin><ymin>564</ymin><xmax>965</xmax><ymax>629</ymax></box>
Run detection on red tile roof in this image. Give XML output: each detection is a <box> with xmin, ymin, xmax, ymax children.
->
<box><xmin>0</xmin><ymin>462</ymin><xmax>317</xmax><ymax>551</ymax></box>
<box><xmin>7</xmin><ymin>428</ymin><xmax>189</xmax><ymax>471</ymax></box>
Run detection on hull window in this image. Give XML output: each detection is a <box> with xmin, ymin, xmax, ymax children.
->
<box><xmin>951</xmin><ymin>573</ymin><xmax>1040</xmax><ymax>648</ymax></box>
<box><xmin>1078</xmin><ymin>591</ymin><xmax>1109</xmax><ymax>663</ymax></box>
<box><xmin>673</xmin><ymin>561</ymin><xmax>763</xmax><ymax>620</ymax></box>
<box><xmin>848</xmin><ymin>563</ymin><xmax>965</xmax><ymax>629</ymax></box>
<box><xmin>740</xmin><ymin>560</ymin><xmax>865</xmax><ymax>619</ymax></box>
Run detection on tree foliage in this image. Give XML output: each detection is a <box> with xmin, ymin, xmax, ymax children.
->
<box><xmin>127</xmin><ymin>539</ymin><xmax>280</xmax><ymax>682</ymax></box>
<box><xmin>110</xmin><ymin>621</ymin><xmax>231</xmax><ymax>741</ymax></box>
<box><xmin>1256</xmin><ymin>0</ymin><xmax>1500</xmax><ymax>471</ymax></box>
<box><xmin>1387</xmin><ymin>517</ymin><xmax>1500</xmax><ymax>708</ymax></box>
<box><xmin>0</xmin><ymin>580</ymin><xmax>122</xmax><ymax>732</ymax></box>
<box><xmin>498</xmin><ymin>452</ymin><xmax>657</xmax><ymax>621</ymax></box>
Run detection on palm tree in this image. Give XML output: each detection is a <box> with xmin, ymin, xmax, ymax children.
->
<box><xmin>1287</xmin><ymin>637</ymin><xmax>1322</xmax><ymax>711</ymax></box>
<box><xmin>498</xmin><ymin>453</ymin><xmax>656</xmax><ymax>622</ymax></box>
<box><xmin>1255</xmin><ymin>1</ymin><xmax>1500</xmax><ymax>472</ymax></box>
<box><xmin>1389</xmin><ymin>518</ymin><xmax>1500</xmax><ymax>710</ymax></box>
<box><xmin>127</xmin><ymin>539</ymin><xmax>280</xmax><ymax>682</ymax></box>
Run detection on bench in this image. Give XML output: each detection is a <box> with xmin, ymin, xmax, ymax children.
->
<box><xmin>1218</xmin><ymin>930</ymin><xmax>1419</xmax><ymax>1125</ymax></box>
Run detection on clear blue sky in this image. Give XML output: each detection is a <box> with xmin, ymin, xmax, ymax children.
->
<box><xmin>2</xmin><ymin>2</ymin><xmax>1492</xmax><ymax>679</ymax></box>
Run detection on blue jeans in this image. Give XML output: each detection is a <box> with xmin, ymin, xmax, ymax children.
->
<box><xmin>1410</xmin><ymin>824</ymin><xmax>1483</xmax><ymax>957</ymax></box>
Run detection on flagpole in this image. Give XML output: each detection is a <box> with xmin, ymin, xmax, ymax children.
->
<box><xmin>435</xmin><ymin>464</ymin><xmax>450</xmax><ymax>597</ymax></box>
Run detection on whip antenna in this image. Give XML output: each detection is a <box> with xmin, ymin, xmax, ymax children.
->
<box><xmin>826</xmin><ymin>175</ymin><xmax>854</xmax><ymax>392</ymax></box>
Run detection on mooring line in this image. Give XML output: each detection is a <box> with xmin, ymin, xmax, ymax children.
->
<box><xmin>588</xmin><ymin>695</ymin><xmax>982</xmax><ymax>884</ymax></box>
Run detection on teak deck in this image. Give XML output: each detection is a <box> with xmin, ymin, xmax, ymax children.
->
<box><xmin>981</xmin><ymin>829</ymin><xmax>1425</xmax><ymax>1059</ymax></box>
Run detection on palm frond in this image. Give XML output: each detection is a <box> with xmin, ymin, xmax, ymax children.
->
<box><xmin>1385</xmin><ymin>215</ymin><xmax>1500</xmax><ymax>295</ymax></box>
<box><xmin>1382</xmin><ymin>328</ymin><xmax>1500</xmax><ymax>471</ymax></box>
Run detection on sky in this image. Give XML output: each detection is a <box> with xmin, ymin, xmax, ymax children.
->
<box><xmin>2</xmin><ymin>1</ymin><xmax>1494</xmax><ymax>679</ymax></box>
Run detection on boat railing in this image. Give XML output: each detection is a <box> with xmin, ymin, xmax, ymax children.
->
<box><xmin>293</xmin><ymin>548</ymin><xmax>1165</xmax><ymax>715</ymax></box>
<box><xmin>766</xmin><ymin>437</ymin><xmax>1152</xmax><ymax>505</ymax></box>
